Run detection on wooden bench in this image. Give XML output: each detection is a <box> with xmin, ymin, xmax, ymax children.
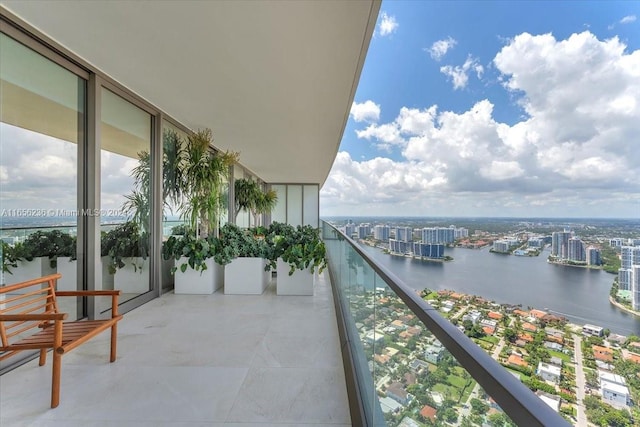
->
<box><xmin>0</xmin><ymin>273</ymin><xmax>122</xmax><ymax>408</ymax></box>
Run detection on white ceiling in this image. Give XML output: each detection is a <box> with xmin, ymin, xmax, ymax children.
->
<box><xmin>1</xmin><ymin>0</ymin><xmax>380</xmax><ymax>185</ymax></box>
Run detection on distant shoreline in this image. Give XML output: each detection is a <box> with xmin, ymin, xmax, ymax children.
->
<box><xmin>609</xmin><ymin>296</ymin><xmax>640</xmax><ymax>318</ymax></box>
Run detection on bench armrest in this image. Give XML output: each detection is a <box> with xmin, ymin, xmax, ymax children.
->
<box><xmin>0</xmin><ymin>313</ymin><xmax>68</xmax><ymax>321</ymax></box>
<box><xmin>56</xmin><ymin>290</ymin><xmax>122</xmax><ymax>297</ymax></box>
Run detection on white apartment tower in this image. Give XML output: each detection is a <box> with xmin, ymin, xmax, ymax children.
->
<box><xmin>619</xmin><ymin>246</ymin><xmax>640</xmax><ymax>291</ymax></box>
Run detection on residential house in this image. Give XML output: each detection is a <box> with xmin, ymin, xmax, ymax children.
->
<box><xmin>386</xmin><ymin>382</ymin><xmax>413</xmax><ymax>406</ymax></box>
<box><xmin>599</xmin><ymin>371</ymin><xmax>630</xmax><ymax>407</ymax></box>
<box><xmin>419</xmin><ymin>405</ymin><xmax>437</xmax><ymax>423</ymax></box>
<box><xmin>537</xmin><ymin>362</ymin><xmax>561</xmax><ymax>384</ymax></box>
<box><xmin>592</xmin><ymin>345</ymin><xmax>614</xmax><ymax>362</ymax></box>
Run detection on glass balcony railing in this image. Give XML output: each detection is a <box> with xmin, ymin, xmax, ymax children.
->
<box><xmin>322</xmin><ymin>220</ymin><xmax>570</xmax><ymax>427</ymax></box>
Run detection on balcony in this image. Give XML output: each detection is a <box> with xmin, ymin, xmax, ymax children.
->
<box><xmin>1</xmin><ymin>221</ymin><xmax>572</xmax><ymax>426</ymax></box>
<box><xmin>0</xmin><ymin>274</ymin><xmax>351</xmax><ymax>426</ymax></box>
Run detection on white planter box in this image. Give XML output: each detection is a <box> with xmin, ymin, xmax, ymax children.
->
<box><xmin>3</xmin><ymin>257</ymin><xmax>56</xmax><ymax>286</ymax></box>
<box><xmin>276</xmin><ymin>258</ymin><xmax>314</xmax><ymax>296</ymax></box>
<box><xmin>161</xmin><ymin>258</ymin><xmax>175</xmax><ymax>289</ymax></box>
<box><xmin>113</xmin><ymin>257</ymin><xmax>149</xmax><ymax>294</ymax></box>
<box><xmin>174</xmin><ymin>257</ymin><xmax>224</xmax><ymax>294</ymax></box>
<box><xmin>101</xmin><ymin>256</ymin><xmax>114</xmax><ymax>291</ymax></box>
<box><xmin>56</xmin><ymin>257</ymin><xmax>77</xmax><ymax>291</ymax></box>
<box><xmin>224</xmin><ymin>257</ymin><xmax>268</xmax><ymax>295</ymax></box>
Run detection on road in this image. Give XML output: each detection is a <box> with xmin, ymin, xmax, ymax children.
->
<box><xmin>573</xmin><ymin>334</ymin><xmax>588</xmax><ymax>427</ymax></box>
<box><xmin>456</xmin><ymin>335</ymin><xmax>507</xmax><ymax>424</ymax></box>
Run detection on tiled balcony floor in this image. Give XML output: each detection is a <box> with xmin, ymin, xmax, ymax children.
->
<box><xmin>0</xmin><ymin>273</ymin><xmax>351</xmax><ymax>427</ymax></box>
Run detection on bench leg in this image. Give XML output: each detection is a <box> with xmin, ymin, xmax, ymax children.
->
<box><xmin>51</xmin><ymin>351</ymin><xmax>61</xmax><ymax>408</ymax></box>
<box><xmin>39</xmin><ymin>349</ymin><xmax>47</xmax><ymax>366</ymax></box>
<box><xmin>110</xmin><ymin>323</ymin><xmax>117</xmax><ymax>363</ymax></box>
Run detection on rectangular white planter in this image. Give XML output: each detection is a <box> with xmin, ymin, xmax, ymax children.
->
<box><xmin>3</xmin><ymin>257</ymin><xmax>56</xmax><ymax>287</ymax></box>
<box><xmin>161</xmin><ymin>258</ymin><xmax>175</xmax><ymax>289</ymax></box>
<box><xmin>101</xmin><ymin>256</ymin><xmax>114</xmax><ymax>291</ymax></box>
<box><xmin>113</xmin><ymin>257</ymin><xmax>149</xmax><ymax>294</ymax></box>
<box><xmin>276</xmin><ymin>258</ymin><xmax>314</xmax><ymax>296</ymax></box>
<box><xmin>224</xmin><ymin>257</ymin><xmax>268</xmax><ymax>295</ymax></box>
<box><xmin>174</xmin><ymin>257</ymin><xmax>224</xmax><ymax>294</ymax></box>
<box><xmin>56</xmin><ymin>257</ymin><xmax>77</xmax><ymax>291</ymax></box>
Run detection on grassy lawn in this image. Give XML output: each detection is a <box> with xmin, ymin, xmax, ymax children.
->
<box><xmin>424</xmin><ymin>291</ymin><xmax>439</xmax><ymax>300</ymax></box>
<box><xmin>505</xmin><ymin>367</ymin><xmax>531</xmax><ymax>382</ymax></box>
<box><xmin>549</xmin><ymin>350</ymin><xmax>571</xmax><ymax>362</ymax></box>
<box><xmin>432</xmin><ymin>383</ymin><xmax>461</xmax><ymax>401</ymax></box>
<box><xmin>473</xmin><ymin>338</ymin><xmax>493</xmax><ymax>351</ymax></box>
<box><xmin>480</xmin><ymin>335</ymin><xmax>500</xmax><ymax>345</ymax></box>
<box><xmin>447</xmin><ymin>374</ymin><xmax>467</xmax><ymax>389</ymax></box>
<box><xmin>460</xmin><ymin>379</ymin><xmax>476</xmax><ymax>403</ymax></box>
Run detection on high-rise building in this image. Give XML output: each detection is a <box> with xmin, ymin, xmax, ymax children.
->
<box><xmin>345</xmin><ymin>223</ymin><xmax>356</xmax><ymax>238</ymax></box>
<box><xmin>357</xmin><ymin>223</ymin><xmax>371</xmax><ymax>239</ymax></box>
<box><xmin>619</xmin><ymin>246</ymin><xmax>640</xmax><ymax>291</ymax></box>
<box><xmin>413</xmin><ymin>242</ymin><xmax>444</xmax><ymax>259</ymax></box>
<box><xmin>567</xmin><ymin>238</ymin><xmax>585</xmax><ymax>262</ymax></box>
<box><xmin>551</xmin><ymin>231</ymin><xmax>572</xmax><ymax>258</ymax></box>
<box><xmin>632</xmin><ymin>266</ymin><xmax>640</xmax><ymax>310</ymax></box>
<box><xmin>454</xmin><ymin>227</ymin><xmax>469</xmax><ymax>239</ymax></box>
<box><xmin>421</xmin><ymin>227</ymin><xmax>455</xmax><ymax>244</ymax></box>
<box><xmin>394</xmin><ymin>227</ymin><xmax>413</xmax><ymax>243</ymax></box>
<box><xmin>586</xmin><ymin>247</ymin><xmax>601</xmax><ymax>266</ymax></box>
<box><xmin>389</xmin><ymin>239</ymin><xmax>411</xmax><ymax>254</ymax></box>
<box><xmin>373</xmin><ymin>225</ymin><xmax>390</xmax><ymax>242</ymax></box>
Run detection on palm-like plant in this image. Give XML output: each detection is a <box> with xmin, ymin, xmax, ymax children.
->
<box><xmin>234</xmin><ymin>178</ymin><xmax>277</xmax><ymax>227</ymax></box>
<box><xmin>163</xmin><ymin>129</ymin><xmax>185</xmax><ymax>210</ymax></box>
<box><xmin>182</xmin><ymin>129</ymin><xmax>238</xmax><ymax>237</ymax></box>
<box><xmin>252</xmin><ymin>188</ymin><xmax>278</xmax><ymax>227</ymax></box>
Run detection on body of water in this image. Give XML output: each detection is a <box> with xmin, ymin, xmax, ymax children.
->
<box><xmin>359</xmin><ymin>244</ymin><xmax>640</xmax><ymax>336</ymax></box>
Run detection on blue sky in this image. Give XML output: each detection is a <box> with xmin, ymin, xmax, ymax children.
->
<box><xmin>320</xmin><ymin>1</ymin><xmax>640</xmax><ymax>218</ymax></box>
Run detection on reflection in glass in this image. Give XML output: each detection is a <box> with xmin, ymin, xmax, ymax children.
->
<box><xmin>100</xmin><ymin>88</ymin><xmax>151</xmax><ymax>306</ymax></box>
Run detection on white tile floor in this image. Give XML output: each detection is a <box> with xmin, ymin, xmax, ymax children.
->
<box><xmin>0</xmin><ymin>273</ymin><xmax>351</xmax><ymax>427</ymax></box>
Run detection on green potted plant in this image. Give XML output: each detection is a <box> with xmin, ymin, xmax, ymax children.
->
<box><xmin>181</xmin><ymin>129</ymin><xmax>238</xmax><ymax>237</ymax></box>
<box><xmin>219</xmin><ymin>223</ymin><xmax>270</xmax><ymax>294</ymax></box>
<box><xmin>101</xmin><ymin>222</ymin><xmax>149</xmax><ymax>293</ymax></box>
<box><xmin>166</xmin><ymin>129</ymin><xmax>237</xmax><ymax>293</ymax></box>
<box><xmin>3</xmin><ymin>230</ymin><xmax>74</xmax><ymax>286</ymax></box>
<box><xmin>234</xmin><ymin>178</ymin><xmax>278</xmax><ymax>227</ymax></box>
<box><xmin>269</xmin><ymin>223</ymin><xmax>327</xmax><ymax>295</ymax></box>
<box><xmin>163</xmin><ymin>231</ymin><xmax>226</xmax><ymax>294</ymax></box>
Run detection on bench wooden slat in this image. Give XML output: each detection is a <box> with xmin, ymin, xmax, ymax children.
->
<box><xmin>0</xmin><ymin>273</ymin><xmax>122</xmax><ymax>408</ymax></box>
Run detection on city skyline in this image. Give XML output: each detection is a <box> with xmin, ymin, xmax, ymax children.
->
<box><xmin>320</xmin><ymin>1</ymin><xmax>640</xmax><ymax>219</ymax></box>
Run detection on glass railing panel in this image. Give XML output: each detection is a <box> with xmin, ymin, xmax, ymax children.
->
<box><xmin>322</xmin><ymin>220</ymin><xmax>568</xmax><ymax>427</ymax></box>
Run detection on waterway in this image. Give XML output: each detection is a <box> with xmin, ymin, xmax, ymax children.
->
<box><xmin>359</xmin><ymin>244</ymin><xmax>640</xmax><ymax>336</ymax></box>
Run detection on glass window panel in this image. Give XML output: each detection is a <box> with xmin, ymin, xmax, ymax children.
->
<box><xmin>286</xmin><ymin>185</ymin><xmax>302</xmax><ymax>227</ymax></box>
<box><xmin>0</xmin><ymin>32</ymin><xmax>84</xmax><ymax>369</ymax></box>
<box><xmin>303</xmin><ymin>184</ymin><xmax>318</xmax><ymax>227</ymax></box>
<box><xmin>271</xmin><ymin>185</ymin><xmax>287</xmax><ymax>224</ymax></box>
<box><xmin>100</xmin><ymin>88</ymin><xmax>151</xmax><ymax>306</ymax></box>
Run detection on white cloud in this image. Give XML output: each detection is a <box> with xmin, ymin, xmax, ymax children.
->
<box><xmin>324</xmin><ymin>31</ymin><xmax>640</xmax><ymax>217</ymax></box>
<box><xmin>621</xmin><ymin>15</ymin><xmax>637</xmax><ymax>24</ymax></box>
<box><xmin>426</xmin><ymin>37</ymin><xmax>457</xmax><ymax>61</ymax></box>
<box><xmin>480</xmin><ymin>161</ymin><xmax>525</xmax><ymax>180</ymax></box>
<box><xmin>377</xmin><ymin>12</ymin><xmax>398</xmax><ymax>37</ymax></box>
<box><xmin>440</xmin><ymin>56</ymin><xmax>484</xmax><ymax>90</ymax></box>
<box><xmin>350</xmin><ymin>100</ymin><xmax>381</xmax><ymax>123</ymax></box>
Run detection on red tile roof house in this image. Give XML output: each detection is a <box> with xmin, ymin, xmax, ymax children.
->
<box><xmin>420</xmin><ymin>405</ymin><xmax>437</xmax><ymax>422</ymax></box>
<box><xmin>592</xmin><ymin>345</ymin><xmax>614</xmax><ymax>362</ymax></box>
<box><xmin>507</xmin><ymin>354</ymin><xmax>529</xmax><ymax>368</ymax></box>
<box><xmin>488</xmin><ymin>311</ymin><xmax>503</xmax><ymax>320</ymax></box>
